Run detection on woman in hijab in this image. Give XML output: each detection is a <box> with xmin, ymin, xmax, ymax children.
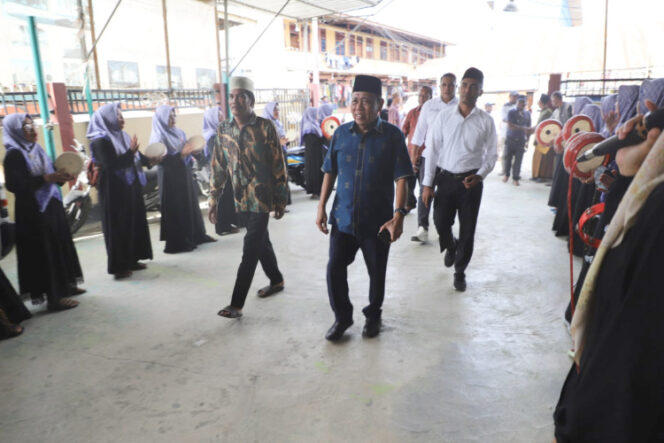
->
<box><xmin>554</xmin><ymin>101</ymin><xmax>664</xmax><ymax>441</ymax></box>
<box><xmin>2</xmin><ymin>113</ymin><xmax>82</xmax><ymax>311</ymax></box>
<box><xmin>88</xmin><ymin>103</ymin><xmax>154</xmax><ymax>279</ymax></box>
<box><xmin>150</xmin><ymin>105</ymin><xmax>215</xmax><ymax>253</ymax></box>
<box><xmin>262</xmin><ymin>102</ymin><xmax>289</xmax><ymax>150</ymax></box>
<box><xmin>599</xmin><ymin>93</ymin><xmax>618</xmax><ymax>138</ymax></box>
<box><xmin>0</xmin><ymin>265</ymin><xmax>31</xmax><ymax>339</ymax></box>
<box><xmin>203</xmin><ymin>106</ymin><xmax>237</xmax><ymax>235</ymax></box>
<box><xmin>301</xmin><ymin>104</ymin><xmax>334</xmax><ymax>198</ymax></box>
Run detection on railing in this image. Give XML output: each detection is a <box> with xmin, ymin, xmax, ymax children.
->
<box><xmin>561</xmin><ymin>77</ymin><xmax>648</xmax><ymax>99</ymax></box>
<box><xmin>0</xmin><ymin>91</ymin><xmax>41</xmax><ymax>118</ymax></box>
<box><xmin>67</xmin><ymin>88</ymin><xmax>217</xmax><ymax>114</ymax></box>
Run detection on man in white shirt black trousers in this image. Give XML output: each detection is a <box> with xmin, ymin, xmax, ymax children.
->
<box><xmin>422</xmin><ymin>67</ymin><xmax>497</xmax><ymax>291</ymax></box>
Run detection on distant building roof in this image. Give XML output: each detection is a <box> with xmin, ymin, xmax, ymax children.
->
<box><xmin>226</xmin><ymin>0</ymin><xmax>382</xmax><ymax>20</ymax></box>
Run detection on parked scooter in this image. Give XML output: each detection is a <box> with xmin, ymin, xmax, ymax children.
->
<box><xmin>190</xmin><ymin>151</ymin><xmax>210</xmax><ymax>197</ymax></box>
<box><xmin>286</xmin><ymin>145</ymin><xmax>306</xmax><ymax>189</ymax></box>
<box><xmin>63</xmin><ymin>140</ymin><xmax>92</xmax><ymax>234</ymax></box>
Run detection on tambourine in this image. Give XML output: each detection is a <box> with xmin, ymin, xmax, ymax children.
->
<box><xmin>563</xmin><ymin>132</ymin><xmax>608</xmax><ymax>181</ymax></box>
<box><xmin>321</xmin><ymin>116</ymin><xmax>340</xmax><ymax>139</ymax></box>
<box><xmin>577</xmin><ymin>202</ymin><xmax>605</xmax><ymax>249</ymax></box>
<box><xmin>55</xmin><ymin>152</ymin><xmax>84</xmax><ymax>176</ymax></box>
<box><xmin>535</xmin><ymin>119</ymin><xmax>562</xmax><ymax>146</ymax></box>
<box><xmin>562</xmin><ymin>114</ymin><xmax>595</xmax><ymax>141</ymax></box>
<box><xmin>553</xmin><ymin>133</ymin><xmax>565</xmax><ymax>154</ymax></box>
<box><xmin>186</xmin><ymin>135</ymin><xmax>206</xmax><ymax>153</ymax></box>
<box><xmin>142</xmin><ymin>142</ymin><xmax>167</xmax><ymax>158</ymax></box>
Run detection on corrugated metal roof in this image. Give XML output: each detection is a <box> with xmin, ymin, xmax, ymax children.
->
<box><xmin>226</xmin><ymin>0</ymin><xmax>382</xmax><ymax>20</ymax></box>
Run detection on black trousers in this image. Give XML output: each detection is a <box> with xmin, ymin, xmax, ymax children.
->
<box><xmin>326</xmin><ymin>226</ymin><xmax>390</xmax><ymax>322</ymax></box>
<box><xmin>432</xmin><ymin>172</ymin><xmax>483</xmax><ymax>274</ymax></box>
<box><xmin>503</xmin><ymin>139</ymin><xmax>525</xmax><ymax>180</ymax></box>
<box><xmin>215</xmin><ymin>181</ymin><xmax>238</xmax><ymax>234</ymax></box>
<box><xmin>230</xmin><ymin>212</ymin><xmax>283</xmax><ymax>309</ymax></box>
<box><xmin>416</xmin><ymin>157</ymin><xmax>433</xmax><ymax>229</ymax></box>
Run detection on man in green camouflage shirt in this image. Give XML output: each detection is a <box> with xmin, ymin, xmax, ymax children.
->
<box><xmin>209</xmin><ymin>76</ymin><xmax>288</xmax><ymax>319</ymax></box>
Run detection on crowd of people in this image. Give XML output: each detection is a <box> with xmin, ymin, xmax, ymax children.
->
<box><xmin>2</xmin><ymin>66</ymin><xmax>664</xmax><ymax>440</ymax></box>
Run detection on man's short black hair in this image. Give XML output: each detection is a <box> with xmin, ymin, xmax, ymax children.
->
<box><xmin>552</xmin><ymin>91</ymin><xmax>563</xmax><ymax>100</ymax></box>
<box><xmin>421</xmin><ymin>85</ymin><xmax>433</xmax><ymax>96</ymax></box>
<box><xmin>539</xmin><ymin>93</ymin><xmax>550</xmax><ymax>105</ymax></box>
<box><xmin>440</xmin><ymin>72</ymin><xmax>456</xmax><ymax>82</ymax></box>
<box><xmin>462</xmin><ymin>67</ymin><xmax>483</xmax><ymax>85</ymax></box>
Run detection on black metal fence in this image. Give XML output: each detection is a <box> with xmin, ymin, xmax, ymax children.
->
<box><xmin>67</xmin><ymin>88</ymin><xmax>217</xmax><ymax>114</ymax></box>
<box><xmin>561</xmin><ymin>77</ymin><xmax>648</xmax><ymax>99</ymax></box>
<box><xmin>0</xmin><ymin>91</ymin><xmax>41</xmax><ymax>118</ymax></box>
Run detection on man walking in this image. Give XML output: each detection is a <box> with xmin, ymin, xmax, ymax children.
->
<box><xmin>502</xmin><ymin>95</ymin><xmax>532</xmax><ymax>186</ymax></box>
<box><xmin>401</xmin><ymin>85</ymin><xmax>432</xmax><ymax>211</ymax></box>
<box><xmin>209</xmin><ymin>76</ymin><xmax>289</xmax><ymax>318</ymax></box>
<box><xmin>422</xmin><ymin>67</ymin><xmax>497</xmax><ymax>292</ymax></box>
<box><xmin>409</xmin><ymin>73</ymin><xmax>458</xmax><ymax>243</ymax></box>
<box><xmin>316</xmin><ymin>75</ymin><xmax>413</xmax><ymax>341</ymax></box>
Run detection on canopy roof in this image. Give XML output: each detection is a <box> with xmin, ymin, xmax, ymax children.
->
<box><xmin>225</xmin><ymin>0</ymin><xmax>382</xmax><ymax>20</ymax></box>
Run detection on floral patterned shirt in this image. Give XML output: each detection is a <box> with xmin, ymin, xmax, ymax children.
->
<box><xmin>209</xmin><ymin>113</ymin><xmax>288</xmax><ymax>213</ymax></box>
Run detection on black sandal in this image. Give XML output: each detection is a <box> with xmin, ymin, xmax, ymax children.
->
<box><xmin>217</xmin><ymin>305</ymin><xmax>242</xmax><ymax>318</ymax></box>
<box><xmin>257</xmin><ymin>282</ymin><xmax>284</xmax><ymax>298</ymax></box>
<box><xmin>48</xmin><ymin>298</ymin><xmax>79</xmax><ymax>312</ymax></box>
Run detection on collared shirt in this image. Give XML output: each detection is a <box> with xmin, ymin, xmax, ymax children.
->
<box><xmin>500</xmin><ymin>102</ymin><xmax>515</xmax><ymax>137</ymax></box>
<box><xmin>410</xmin><ymin>96</ymin><xmax>458</xmax><ymax>158</ymax></box>
<box><xmin>210</xmin><ymin>113</ymin><xmax>288</xmax><ymax>213</ymax></box>
<box><xmin>423</xmin><ymin>105</ymin><xmax>497</xmax><ymax>186</ymax></box>
<box><xmin>506</xmin><ymin>107</ymin><xmax>532</xmax><ymax>145</ymax></box>
<box><xmin>401</xmin><ymin>104</ymin><xmax>422</xmax><ymax>157</ymax></box>
<box><xmin>322</xmin><ymin>117</ymin><xmax>413</xmax><ymax>238</ymax></box>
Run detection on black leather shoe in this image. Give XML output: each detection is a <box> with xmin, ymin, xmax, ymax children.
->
<box><xmin>325</xmin><ymin>320</ymin><xmax>353</xmax><ymax>341</ymax></box>
<box><xmin>362</xmin><ymin>317</ymin><xmax>381</xmax><ymax>338</ymax></box>
<box><xmin>444</xmin><ymin>238</ymin><xmax>457</xmax><ymax>268</ymax></box>
<box><xmin>453</xmin><ymin>273</ymin><xmax>466</xmax><ymax>292</ymax></box>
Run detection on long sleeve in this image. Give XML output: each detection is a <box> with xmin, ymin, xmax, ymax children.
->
<box><xmin>401</xmin><ymin>110</ymin><xmax>413</xmax><ymax>138</ymax></box>
<box><xmin>91</xmin><ymin>138</ymin><xmax>137</xmax><ymax>171</ymax></box>
<box><xmin>410</xmin><ymin>102</ymin><xmax>431</xmax><ymax>147</ymax></box>
<box><xmin>423</xmin><ymin>119</ymin><xmax>442</xmax><ymax>187</ymax></box>
<box><xmin>208</xmin><ymin>130</ymin><xmax>229</xmax><ymax>205</ymax></box>
<box><xmin>477</xmin><ymin>118</ymin><xmax>498</xmax><ymax>179</ymax></box>
<box><xmin>3</xmin><ymin>150</ymin><xmax>46</xmax><ymax>196</ymax></box>
<box><xmin>265</xmin><ymin>122</ymin><xmax>289</xmax><ymax>210</ymax></box>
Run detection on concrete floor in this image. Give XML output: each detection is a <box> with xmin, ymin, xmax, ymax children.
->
<box><xmin>0</xmin><ymin>156</ymin><xmax>579</xmax><ymax>442</ymax></box>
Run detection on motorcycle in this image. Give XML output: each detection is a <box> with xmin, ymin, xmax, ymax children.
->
<box><xmin>63</xmin><ymin>140</ymin><xmax>92</xmax><ymax>234</ymax></box>
<box><xmin>190</xmin><ymin>152</ymin><xmax>210</xmax><ymax>197</ymax></box>
<box><xmin>286</xmin><ymin>145</ymin><xmax>306</xmax><ymax>189</ymax></box>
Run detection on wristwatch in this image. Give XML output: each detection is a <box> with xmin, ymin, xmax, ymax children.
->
<box><xmin>394</xmin><ymin>207</ymin><xmax>408</xmax><ymax>217</ymax></box>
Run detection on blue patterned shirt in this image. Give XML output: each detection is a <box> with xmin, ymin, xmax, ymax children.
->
<box><xmin>322</xmin><ymin>117</ymin><xmax>413</xmax><ymax>238</ymax></box>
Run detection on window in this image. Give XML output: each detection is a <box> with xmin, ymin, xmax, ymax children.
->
<box><xmin>108</xmin><ymin>61</ymin><xmax>140</xmax><ymax>88</ymax></box>
<box><xmin>335</xmin><ymin>32</ymin><xmax>345</xmax><ymax>56</ymax></box>
<box><xmin>289</xmin><ymin>23</ymin><xmax>300</xmax><ymax>49</ymax></box>
<box><xmin>366</xmin><ymin>38</ymin><xmax>373</xmax><ymax>59</ymax></box>
<box><xmin>320</xmin><ymin>29</ymin><xmax>326</xmax><ymax>52</ymax></box>
<box><xmin>401</xmin><ymin>45</ymin><xmax>408</xmax><ymax>63</ymax></box>
<box><xmin>356</xmin><ymin>36</ymin><xmax>363</xmax><ymax>58</ymax></box>
<box><xmin>380</xmin><ymin>41</ymin><xmax>387</xmax><ymax>60</ymax></box>
<box><xmin>389</xmin><ymin>43</ymin><xmax>398</xmax><ymax>61</ymax></box>
<box><xmin>156</xmin><ymin>66</ymin><xmax>183</xmax><ymax>89</ymax></box>
<box><xmin>196</xmin><ymin>68</ymin><xmax>216</xmax><ymax>89</ymax></box>
<box><xmin>411</xmin><ymin>47</ymin><xmax>418</xmax><ymax>64</ymax></box>
<box><xmin>349</xmin><ymin>35</ymin><xmax>355</xmax><ymax>56</ymax></box>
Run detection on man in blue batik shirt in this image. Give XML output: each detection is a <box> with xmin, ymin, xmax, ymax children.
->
<box><xmin>316</xmin><ymin>75</ymin><xmax>413</xmax><ymax>342</ymax></box>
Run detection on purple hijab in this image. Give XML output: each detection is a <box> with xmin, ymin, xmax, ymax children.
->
<box><xmin>599</xmin><ymin>94</ymin><xmax>618</xmax><ymax>137</ymax></box>
<box><xmin>2</xmin><ymin>113</ymin><xmax>60</xmax><ymax>212</ymax></box>
<box><xmin>203</xmin><ymin>106</ymin><xmax>221</xmax><ymax>159</ymax></box>
<box><xmin>638</xmin><ymin>78</ymin><xmax>664</xmax><ymax>114</ymax></box>
<box><xmin>300</xmin><ymin>107</ymin><xmax>322</xmax><ymax>145</ymax></box>
<box><xmin>580</xmin><ymin>103</ymin><xmax>602</xmax><ymax>134</ymax></box>
<box><xmin>573</xmin><ymin>96</ymin><xmax>593</xmax><ymax>115</ymax></box>
<box><xmin>317</xmin><ymin>103</ymin><xmax>336</xmax><ymax>121</ymax></box>
<box><xmin>149</xmin><ymin>105</ymin><xmax>187</xmax><ymax>156</ymax></box>
<box><xmin>87</xmin><ymin>103</ymin><xmax>146</xmax><ymax>186</ymax></box>
<box><xmin>617</xmin><ymin>84</ymin><xmax>640</xmax><ymax>126</ymax></box>
<box><xmin>262</xmin><ymin>102</ymin><xmax>286</xmax><ymax>139</ymax></box>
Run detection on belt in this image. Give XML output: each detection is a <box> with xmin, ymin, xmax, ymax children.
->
<box><xmin>440</xmin><ymin>169</ymin><xmax>478</xmax><ymax>180</ymax></box>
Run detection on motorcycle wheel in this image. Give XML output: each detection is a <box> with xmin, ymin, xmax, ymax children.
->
<box><xmin>66</xmin><ymin>195</ymin><xmax>92</xmax><ymax>234</ymax></box>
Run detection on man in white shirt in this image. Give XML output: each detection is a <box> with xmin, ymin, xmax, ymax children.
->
<box><xmin>422</xmin><ymin>67</ymin><xmax>497</xmax><ymax>291</ymax></box>
<box><xmin>409</xmin><ymin>73</ymin><xmax>459</xmax><ymax>243</ymax></box>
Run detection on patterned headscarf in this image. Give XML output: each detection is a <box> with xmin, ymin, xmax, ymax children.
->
<box><xmin>617</xmin><ymin>85</ymin><xmax>640</xmax><ymax>126</ymax></box>
<box><xmin>149</xmin><ymin>105</ymin><xmax>187</xmax><ymax>156</ymax></box>
<box><xmin>638</xmin><ymin>78</ymin><xmax>664</xmax><ymax>114</ymax></box>
<box><xmin>573</xmin><ymin>96</ymin><xmax>593</xmax><ymax>115</ymax></box>
<box><xmin>87</xmin><ymin>103</ymin><xmax>146</xmax><ymax>186</ymax></box>
<box><xmin>580</xmin><ymin>103</ymin><xmax>603</xmax><ymax>134</ymax></box>
<box><xmin>2</xmin><ymin>113</ymin><xmax>60</xmax><ymax>212</ymax></box>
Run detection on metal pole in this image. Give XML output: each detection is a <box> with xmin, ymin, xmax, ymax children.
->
<box><xmin>214</xmin><ymin>0</ymin><xmax>223</xmax><ymax>84</ymax></box>
<box><xmin>601</xmin><ymin>0</ymin><xmax>609</xmax><ymax>95</ymax></box>
<box><xmin>27</xmin><ymin>16</ymin><xmax>56</xmax><ymax>162</ymax></box>
<box><xmin>162</xmin><ymin>0</ymin><xmax>172</xmax><ymax>90</ymax></box>
<box><xmin>87</xmin><ymin>0</ymin><xmax>101</xmax><ymax>89</ymax></box>
<box><xmin>224</xmin><ymin>0</ymin><xmax>230</xmax><ymax>118</ymax></box>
